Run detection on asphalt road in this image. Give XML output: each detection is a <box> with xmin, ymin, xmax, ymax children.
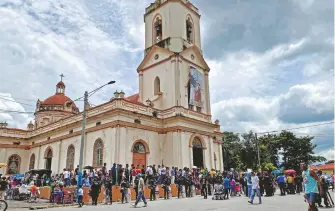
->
<box><xmin>10</xmin><ymin>191</ymin><xmax>333</xmax><ymax>211</ymax></box>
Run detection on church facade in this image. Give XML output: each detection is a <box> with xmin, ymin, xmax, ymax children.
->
<box><xmin>0</xmin><ymin>0</ymin><xmax>224</xmax><ymax>176</ymax></box>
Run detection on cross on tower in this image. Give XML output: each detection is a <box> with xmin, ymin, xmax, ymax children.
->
<box><xmin>60</xmin><ymin>74</ymin><xmax>65</xmax><ymax>81</ymax></box>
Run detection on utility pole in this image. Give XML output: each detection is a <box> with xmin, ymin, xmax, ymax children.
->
<box><xmin>255</xmin><ymin>133</ymin><xmax>261</xmax><ymax>168</ymax></box>
<box><xmin>77</xmin><ymin>91</ymin><xmax>88</xmax><ymax>187</ymax></box>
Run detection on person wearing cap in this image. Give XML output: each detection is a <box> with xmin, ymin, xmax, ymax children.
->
<box><xmin>132</xmin><ymin>173</ymin><xmax>147</xmax><ymax>208</ymax></box>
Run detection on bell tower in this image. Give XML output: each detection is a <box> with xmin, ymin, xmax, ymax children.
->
<box><xmin>144</xmin><ymin>0</ymin><xmax>202</xmax><ymax>53</ymax></box>
<box><xmin>138</xmin><ymin>0</ymin><xmax>211</xmax><ymax>117</ymax></box>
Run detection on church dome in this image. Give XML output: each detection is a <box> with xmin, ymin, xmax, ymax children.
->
<box><xmin>41</xmin><ymin>94</ymin><xmax>76</xmax><ymax>107</ymax></box>
<box><xmin>35</xmin><ymin>78</ymin><xmax>79</xmax><ymax>128</ymax></box>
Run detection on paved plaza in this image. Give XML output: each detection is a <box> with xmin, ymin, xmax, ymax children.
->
<box><xmin>8</xmin><ymin>191</ymin><xmax>335</xmax><ymax>211</ymax></box>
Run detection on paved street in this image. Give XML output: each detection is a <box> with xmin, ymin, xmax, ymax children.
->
<box><xmin>8</xmin><ymin>191</ymin><xmax>334</xmax><ymax>211</ymax></box>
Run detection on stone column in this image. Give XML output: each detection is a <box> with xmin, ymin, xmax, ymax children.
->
<box><xmin>208</xmin><ymin>137</ymin><xmax>214</xmax><ymax>169</ymax></box>
<box><xmin>219</xmin><ymin>143</ymin><xmax>224</xmax><ymax>171</ymax></box>
<box><xmin>57</xmin><ymin>141</ymin><xmax>62</xmax><ymax>173</ymax></box>
<box><xmin>37</xmin><ymin>146</ymin><xmax>41</xmax><ymax>169</ymax></box>
<box><xmin>204</xmin><ymin>72</ymin><xmax>211</xmax><ymax>115</ymax></box>
<box><xmin>139</xmin><ymin>71</ymin><xmax>144</xmax><ymax>103</ymax></box>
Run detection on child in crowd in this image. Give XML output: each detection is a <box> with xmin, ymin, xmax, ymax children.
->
<box><xmin>78</xmin><ymin>185</ymin><xmax>84</xmax><ymax>207</ymax></box>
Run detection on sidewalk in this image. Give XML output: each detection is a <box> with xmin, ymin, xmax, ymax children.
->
<box><xmin>7</xmin><ymin>199</ymin><xmax>76</xmax><ymax>210</ymax></box>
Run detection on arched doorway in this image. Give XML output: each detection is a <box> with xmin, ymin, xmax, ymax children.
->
<box><xmin>7</xmin><ymin>154</ymin><xmax>21</xmax><ymax>174</ymax></box>
<box><xmin>192</xmin><ymin>137</ymin><xmax>204</xmax><ymax>168</ymax></box>
<box><xmin>29</xmin><ymin>154</ymin><xmax>35</xmax><ymax>170</ymax></box>
<box><xmin>45</xmin><ymin>148</ymin><xmax>53</xmax><ymax>170</ymax></box>
<box><xmin>66</xmin><ymin>145</ymin><xmax>75</xmax><ymax>170</ymax></box>
<box><xmin>132</xmin><ymin>142</ymin><xmax>147</xmax><ymax>168</ymax></box>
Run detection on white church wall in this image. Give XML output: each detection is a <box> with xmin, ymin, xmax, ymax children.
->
<box><xmin>38</xmin><ymin>142</ymin><xmax>60</xmax><ymax>175</ymax></box>
<box><xmin>0</xmin><ymin>148</ymin><xmax>29</xmax><ymax>174</ymax></box>
<box><xmin>84</xmin><ymin>128</ymin><xmax>110</xmax><ymax>168</ymax></box>
<box><xmin>28</xmin><ymin>147</ymin><xmax>40</xmax><ymax>170</ymax></box>
<box><xmin>123</xmin><ymin>127</ymin><xmax>161</xmax><ymax>165</ymax></box>
<box><xmin>142</xmin><ymin>60</ymin><xmax>175</xmax><ymax>110</ymax></box>
<box><xmin>58</xmin><ymin>136</ymin><xmax>80</xmax><ymax>171</ymax></box>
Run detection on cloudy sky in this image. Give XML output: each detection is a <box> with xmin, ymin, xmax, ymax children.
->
<box><xmin>0</xmin><ymin>0</ymin><xmax>333</xmax><ymax>159</ymax></box>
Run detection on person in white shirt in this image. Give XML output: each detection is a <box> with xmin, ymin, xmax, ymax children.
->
<box><xmin>78</xmin><ymin>185</ymin><xmax>84</xmax><ymax>207</ymax></box>
<box><xmin>146</xmin><ymin>166</ymin><xmax>153</xmax><ymax>176</ymax></box>
<box><xmin>248</xmin><ymin>171</ymin><xmax>262</xmax><ymax>204</ymax></box>
<box><xmin>63</xmin><ymin>168</ymin><xmax>70</xmax><ymax>187</ymax></box>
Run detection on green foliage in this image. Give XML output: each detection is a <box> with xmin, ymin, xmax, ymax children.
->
<box><xmin>222</xmin><ymin>130</ymin><xmax>326</xmax><ymax>173</ymax></box>
<box><xmin>263</xmin><ymin>162</ymin><xmax>277</xmax><ymax>171</ymax></box>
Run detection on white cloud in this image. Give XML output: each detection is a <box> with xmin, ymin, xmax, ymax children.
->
<box><xmin>208</xmin><ymin>39</ymin><xmax>307</xmax><ymax>103</ymax></box>
<box><xmin>0</xmin><ymin>0</ymin><xmax>333</xmax><ymax>155</ymax></box>
<box><xmin>318</xmin><ymin>149</ymin><xmax>335</xmax><ymax>161</ymax></box>
<box><xmin>0</xmin><ymin>93</ymin><xmax>32</xmax><ymax>128</ymax></box>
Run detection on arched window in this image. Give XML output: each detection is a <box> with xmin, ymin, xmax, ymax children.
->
<box><xmin>133</xmin><ymin>142</ymin><xmax>146</xmax><ymax>154</ymax></box>
<box><xmin>153</xmin><ymin>16</ymin><xmax>162</xmax><ymax>43</ymax></box>
<box><xmin>192</xmin><ymin>137</ymin><xmax>202</xmax><ymax>149</ymax></box>
<box><xmin>66</xmin><ymin>145</ymin><xmax>75</xmax><ymax>170</ymax></box>
<box><xmin>186</xmin><ymin>16</ymin><xmax>194</xmax><ymax>43</ymax></box>
<box><xmin>45</xmin><ymin>147</ymin><xmax>53</xmax><ymax>170</ymax></box>
<box><xmin>154</xmin><ymin>77</ymin><xmax>160</xmax><ymax>95</ymax></box>
<box><xmin>93</xmin><ymin>139</ymin><xmax>104</xmax><ymax>167</ymax></box>
<box><xmin>29</xmin><ymin>154</ymin><xmax>35</xmax><ymax>170</ymax></box>
<box><xmin>7</xmin><ymin>154</ymin><xmax>21</xmax><ymax>174</ymax></box>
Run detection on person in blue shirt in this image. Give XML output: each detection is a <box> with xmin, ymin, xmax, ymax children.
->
<box><xmin>247</xmin><ymin>173</ymin><xmax>252</xmax><ymax>198</ymax></box>
<box><xmin>277</xmin><ymin>174</ymin><xmax>286</xmax><ymax>196</ymax></box>
<box><xmin>301</xmin><ymin>163</ymin><xmax>323</xmax><ymax>211</ymax></box>
<box><xmin>223</xmin><ymin>176</ymin><xmax>230</xmax><ymax>199</ymax></box>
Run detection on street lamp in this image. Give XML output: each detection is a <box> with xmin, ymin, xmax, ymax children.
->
<box><xmin>77</xmin><ymin>81</ymin><xmax>115</xmax><ymax>189</ymax></box>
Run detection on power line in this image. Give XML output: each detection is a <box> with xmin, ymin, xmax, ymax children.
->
<box><xmin>257</xmin><ymin>121</ymin><xmax>334</xmax><ymax>135</ymax></box>
<box><xmin>0</xmin><ymin>109</ymin><xmax>34</xmax><ymax>114</ymax></box>
<box><xmin>0</xmin><ymin>94</ymin><xmax>36</xmax><ymax>102</ymax></box>
<box><xmin>0</xmin><ymin>96</ymin><xmax>35</xmax><ymax>107</ymax></box>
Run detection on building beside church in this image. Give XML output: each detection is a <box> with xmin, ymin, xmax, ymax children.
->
<box><xmin>0</xmin><ymin>0</ymin><xmax>224</xmax><ymax>176</ymax></box>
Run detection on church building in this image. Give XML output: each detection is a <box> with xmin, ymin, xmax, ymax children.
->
<box><xmin>0</xmin><ymin>0</ymin><xmax>224</xmax><ymax>176</ymax></box>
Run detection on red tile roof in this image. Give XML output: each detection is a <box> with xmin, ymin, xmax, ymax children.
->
<box><xmin>124</xmin><ymin>93</ymin><xmax>145</xmax><ymax>106</ymax></box>
<box><xmin>41</xmin><ymin>94</ymin><xmax>75</xmax><ymax>106</ymax></box>
<box><xmin>125</xmin><ymin>93</ymin><xmax>139</xmax><ymax>103</ymax></box>
<box><xmin>40</xmin><ymin>94</ymin><xmax>78</xmax><ymax>110</ymax></box>
<box><xmin>311</xmin><ymin>163</ymin><xmax>335</xmax><ymax>170</ymax></box>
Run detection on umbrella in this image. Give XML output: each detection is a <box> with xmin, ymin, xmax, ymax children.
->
<box><xmin>284</xmin><ymin>169</ymin><xmax>296</xmax><ymax>175</ymax></box>
<box><xmin>0</xmin><ymin>163</ymin><xmax>7</xmax><ymax>168</ymax></box>
<box><xmin>83</xmin><ymin>166</ymin><xmax>94</xmax><ymax>170</ymax></box>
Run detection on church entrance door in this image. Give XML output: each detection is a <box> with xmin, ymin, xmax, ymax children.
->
<box><xmin>132</xmin><ymin>142</ymin><xmax>147</xmax><ymax>167</ymax></box>
<box><xmin>133</xmin><ymin>153</ymin><xmax>146</xmax><ymax>167</ymax></box>
<box><xmin>192</xmin><ymin>137</ymin><xmax>204</xmax><ymax>168</ymax></box>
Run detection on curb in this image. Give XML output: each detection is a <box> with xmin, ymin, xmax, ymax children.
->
<box><xmin>29</xmin><ymin>204</ymin><xmax>76</xmax><ymax>210</ymax></box>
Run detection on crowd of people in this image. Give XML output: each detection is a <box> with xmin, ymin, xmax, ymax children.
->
<box><xmin>0</xmin><ymin>162</ymin><xmax>334</xmax><ymax>210</ymax></box>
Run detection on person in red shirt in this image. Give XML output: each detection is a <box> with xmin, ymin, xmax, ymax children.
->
<box><xmin>131</xmin><ymin>166</ymin><xmax>137</xmax><ymax>185</ymax></box>
<box><xmin>135</xmin><ymin>165</ymin><xmax>142</xmax><ymax>175</ymax></box>
<box><xmin>30</xmin><ymin>182</ymin><xmax>37</xmax><ymax>203</ymax></box>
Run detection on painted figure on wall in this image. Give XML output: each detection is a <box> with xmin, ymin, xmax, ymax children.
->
<box><xmin>189</xmin><ymin>66</ymin><xmax>204</xmax><ymax>106</ymax></box>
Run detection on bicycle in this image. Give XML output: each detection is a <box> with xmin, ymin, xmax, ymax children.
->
<box><xmin>0</xmin><ymin>192</ymin><xmax>8</xmax><ymax>211</ymax></box>
<box><xmin>0</xmin><ymin>163</ymin><xmax>8</xmax><ymax>211</ymax></box>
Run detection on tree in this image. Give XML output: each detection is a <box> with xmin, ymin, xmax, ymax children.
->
<box><xmin>239</xmin><ymin>131</ymin><xmax>259</xmax><ymax>170</ymax></box>
<box><xmin>326</xmin><ymin>160</ymin><xmax>334</xmax><ymax>164</ymax></box>
<box><xmin>222</xmin><ymin>130</ymin><xmax>325</xmax><ymax>174</ymax></box>
<box><xmin>222</xmin><ymin>132</ymin><xmax>243</xmax><ymax>170</ymax></box>
<box><xmin>277</xmin><ymin>131</ymin><xmax>326</xmax><ymax>173</ymax></box>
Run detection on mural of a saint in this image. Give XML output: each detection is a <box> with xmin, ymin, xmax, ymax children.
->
<box><xmin>189</xmin><ymin>67</ymin><xmax>204</xmax><ymax>106</ymax></box>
